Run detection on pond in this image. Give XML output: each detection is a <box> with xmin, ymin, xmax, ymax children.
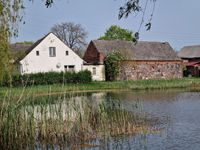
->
<box><xmin>1</xmin><ymin>89</ymin><xmax>200</xmax><ymax>150</ymax></box>
<box><xmin>103</xmin><ymin>89</ymin><xmax>200</xmax><ymax>150</ymax></box>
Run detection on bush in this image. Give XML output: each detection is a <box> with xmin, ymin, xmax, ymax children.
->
<box><xmin>1</xmin><ymin>70</ymin><xmax>92</xmax><ymax>87</ymax></box>
<box><xmin>105</xmin><ymin>52</ymin><xmax>124</xmax><ymax>81</ymax></box>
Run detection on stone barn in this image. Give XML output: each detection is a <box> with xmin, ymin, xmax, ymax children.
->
<box><xmin>83</xmin><ymin>40</ymin><xmax>183</xmax><ymax>80</ymax></box>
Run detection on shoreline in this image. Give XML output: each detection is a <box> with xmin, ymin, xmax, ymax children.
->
<box><xmin>1</xmin><ymin>78</ymin><xmax>200</xmax><ymax>97</ymax></box>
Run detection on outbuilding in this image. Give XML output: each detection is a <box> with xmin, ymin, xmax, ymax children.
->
<box><xmin>84</xmin><ymin>40</ymin><xmax>183</xmax><ymax>80</ymax></box>
<box><xmin>178</xmin><ymin>45</ymin><xmax>200</xmax><ymax>77</ymax></box>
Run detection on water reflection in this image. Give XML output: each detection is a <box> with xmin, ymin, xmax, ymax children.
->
<box><xmin>106</xmin><ymin>89</ymin><xmax>200</xmax><ymax>150</ymax></box>
<box><xmin>1</xmin><ymin>89</ymin><xmax>200</xmax><ymax>150</ymax></box>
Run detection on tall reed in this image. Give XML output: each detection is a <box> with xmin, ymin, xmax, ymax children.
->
<box><xmin>0</xmin><ymin>91</ymin><xmax>154</xmax><ymax>149</ymax></box>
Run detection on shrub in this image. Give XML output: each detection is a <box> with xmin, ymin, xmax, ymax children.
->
<box><xmin>1</xmin><ymin>70</ymin><xmax>92</xmax><ymax>87</ymax></box>
<box><xmin>105</xmin><ymin>52</ymin><xmax>124</xmax><ymax>81</ymax></box>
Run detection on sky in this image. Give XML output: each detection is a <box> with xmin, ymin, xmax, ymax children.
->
<box><xmin>12</xmin><ymin>0</ymin><xmax>200</xmax><ymax>51</ymax></box>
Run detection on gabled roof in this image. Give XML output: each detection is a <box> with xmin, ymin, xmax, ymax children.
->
<box><xmin>178</xmin><ymin>45</ymin><xmax>200</xmax><ymax>58</ymax></box>
<box><xmin>10</xmin><ymin>43</ymin><xmax>32</xmax><ymax>53</ymax></box>
<box><xmin>23</xmin><ymin>32</ymin><xmax>52</xmax><ymax>57</ymax></box>
<box><xmin>10</xmin><ymin>33</ymin><xmax>52</xmax><ymax>62</ymax></box>
<box><xmin>92</xmin><ymin>40</ymin><xmax>179</xmax><ymax>60</ymax></box>
<box><xmin>10</xmin><ymin>43</ymin><xmax>33</xmax><ymax>62</ymax></box>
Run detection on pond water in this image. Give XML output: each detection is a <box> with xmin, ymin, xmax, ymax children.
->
<box><xmin>1</xmin><ymin>89</ymin><xmax>200</xmax><ymax>150</ymax></box>
<box><xmin>85</xmin><ymin>89</ymin><xmax>200</xmax><ymax>150</ymax></box>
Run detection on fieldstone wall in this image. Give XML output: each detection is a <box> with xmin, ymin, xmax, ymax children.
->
<box><xmin>118</xmin><ymin>60</ymin><xmax>183</xmax><ymax>80</ymax></box>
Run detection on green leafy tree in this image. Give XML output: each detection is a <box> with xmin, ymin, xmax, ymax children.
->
<box><xmin>0</xmin><ymin>0</ymin><xmax>24</xmax><ymax>81</ymax></box>
<box><xmin>105</xmin><ymin>52</ymin><xmax>124</xmax><ymax>81</ymax></box>
<box><xmin>99</xmin><ymin>25</ymin><xmax>136</xmax><ymax>42</ymax></box>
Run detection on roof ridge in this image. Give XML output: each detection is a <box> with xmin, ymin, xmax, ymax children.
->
<box><xmin>182</xmin><ymin>45</ymin><xmax>200</xmax><ymax>48</ymax></box>
<box><xmin>92</xmin><ymin>39</ymin><xmax>170</xmax><ymax>44</ymax></box>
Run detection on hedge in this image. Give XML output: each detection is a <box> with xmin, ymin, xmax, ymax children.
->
<box><xmin>1</xmin><ymin>70</ymin><xmax>92</xmax><ymax>87</ymax></box>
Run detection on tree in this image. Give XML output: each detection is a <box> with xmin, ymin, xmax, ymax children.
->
<box><xmin>0</xmin><ymin>0</ymin><xmax>24</xmax><ymax>81</ymax></box>
<box><xmin>99</xmin><ymin>25</ymin><xmax>136</xmax><ymax>42</ymax></box>
<box><xmin>51</xmin><ymin>22</ymin><xmax>88</xmax><ymax>52</ymax></box>
<box><xmin>105</xmin><ymin>52</ymin><xmax>124</xmax><ymax>81</ymax></box>
<box><xmin>119</xmin><ymin>0</ymin><xmax>156</xmax><ymax>31</ymax></box>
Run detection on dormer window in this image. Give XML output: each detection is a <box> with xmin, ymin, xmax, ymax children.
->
<box><xmin>36</xmin><ymin>51</ymin><xmax>39</xmax><ymax>56</ymax></box>
<box><xmin>49</xmin><ymin>47</ymin><xmax>56</xmax><ymax>57</ymax></box>
<box><xmin>66</xmin><ymin>51</ymin><xmax>69</xmax><ymax>56</ymax></box>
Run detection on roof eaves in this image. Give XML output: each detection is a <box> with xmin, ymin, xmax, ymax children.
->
<box><xmin>20</xmin><ymin>32</ymin><xmax>52</xmax><ymax>61</ymax></box>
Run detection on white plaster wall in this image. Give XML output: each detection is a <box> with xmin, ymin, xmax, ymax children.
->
<box><xmin>83</xmin><ymin>65</ymin><xmax>105</xmax><ymax>81</ymax></box>
<box><xmin>20</xmin><ymin>33</ymin><xmax>84</xmax><ymax>74</ymax></box>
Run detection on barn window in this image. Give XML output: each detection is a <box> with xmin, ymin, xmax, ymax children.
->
<box><xmin>49</xmin><ymin>47</ymin><xmax>56</xmax><ymax>57</ymax></box>
<box><xmin>36</xmin><ymin>51</ymin><xmax>39</xmax><ymax>56</ymax></box>
<box><xmin>92</xmin><ymin>67</ymin><xmax>96</xmax><ymax>75</ymax></box>
<box><xmin>66</xmin><ymin>51</ymin><xmax>69</xmax><ymax>55</ymax></box>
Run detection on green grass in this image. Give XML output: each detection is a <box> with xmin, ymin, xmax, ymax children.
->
<box><xmin>1</xmin><ymin>78</ymin><xmax>200</xmax><ymax>97</ymax></box>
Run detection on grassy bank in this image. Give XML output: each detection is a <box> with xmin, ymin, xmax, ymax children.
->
<box><xmin>0</xmin><ymin>78</ymin><xmax>200</xmax><ymax>97</ymax></box>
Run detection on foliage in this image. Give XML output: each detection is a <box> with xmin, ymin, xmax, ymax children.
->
<box><xmin>51</xmin><ymin>22</ymin><xmax>88</xmax><ymax>51</ymax></box>
<box><xmin>0</xmin><ymin>29</ymin><xmax>11</xmax><ymax>82</ymax></box>
<box><xmin>119</xmin><ymin>0</ymin><xmax>156</xmax><ymax>32</ymax></box>
<box><xmin>99</xmin><ymin>25</ymin><xmax>136</xmax><ymax>42</ymax></box>
<box><xmin>105</xmin><ymin>52</ymin><xmax>125</xmax><ymax>81</ymax></box>
<box><xmin>1</xmin><ymin>70</ymin><xmax>92</xmax><ymax>87</ymax></box>
<box><xmin>15</xmin><ymin>41</ymin><xmax>34</xmax><ymax>45</ymax></box>
<box><xmin>0</xmin><ymin>0</ymin><xmax>24</xmax><ymax>81</ymax></box>
<box><xmin>11</xmin><ymin>50</ymin><xmax>27</xmax><ymax>63</ymax></box>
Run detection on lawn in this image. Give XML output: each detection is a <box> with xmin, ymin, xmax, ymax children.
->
<box><xmin>1</xmin><ymin>78</ymin><xmax>200</xmax><ymax>97</ymax></box>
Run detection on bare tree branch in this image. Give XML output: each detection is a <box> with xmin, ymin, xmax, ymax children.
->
<box><xmin>51</xmin><ymin>22</ymin><xmax>88</xmax><ymax>51</ymax></box>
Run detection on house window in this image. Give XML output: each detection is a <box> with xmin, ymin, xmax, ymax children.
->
<box><xmin>49</xmin><ymin>47</ymin><xmax>56</xmax><ymax>57</ymax></box>
<box><xmin>64</xmin><ymin>65</ymin><xmax>68</xmax><ymax>72</ymax></box>
<box><xmin>66</xmin><ymin>51</ymin><xmax>69</xmax><ymax>56</ymax></box>
<box><xmin>92</xmin><ymin>67</ymin><xmax>96</xmax><ymax>75</ymax></box>
<box><xmin>36</xmin><ymin>51</ymin><xmax>39</xmax><ymax>56</ymax></box>
<box><xmin>64</xmin><ymin>65</ymin><xmax>75</xmax><ymax>72</ymax></box>
<box><xmin>68</xmin><ymin>65</ymin><xmax>75</xmax><ymax>72</ymax></box>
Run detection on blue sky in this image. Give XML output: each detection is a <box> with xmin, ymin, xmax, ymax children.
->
<box><xmin>12</xmin><ymin>0</ymin><xmax>200</xmax><ymax>51</ymax></box>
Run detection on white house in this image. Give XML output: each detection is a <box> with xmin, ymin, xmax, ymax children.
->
<box><xmin>19</xmin><ymin>32</ymin><xmax>84</xmax><ymax>74</ymax></box>
<box><xmin>17</xmin><ymin>32</ymin><xmax>105</xmax><ymax>81</ymax></box>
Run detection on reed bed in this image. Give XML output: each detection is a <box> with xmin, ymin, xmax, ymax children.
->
<box><xmin>0</xmin><ymin>91</ymin><xmax>158</xmax><ymax>149</ymax></box>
